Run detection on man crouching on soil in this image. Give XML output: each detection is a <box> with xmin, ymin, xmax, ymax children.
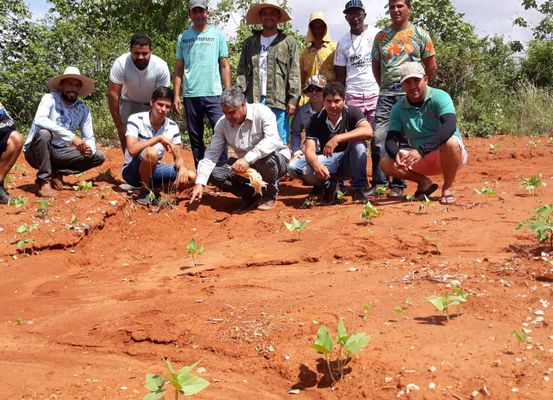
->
<box><xmin>287</xmin><ymin>81</ymin><xmax>373</xmax><ymax>204</ymax></box>
<box><xmin>122</xmin><ymin>86</ymin><xmax>196</xmax><ymax>206</ymax></box>
<box><xmin>380</xmin><ymin>62</ymin><xmax>468</xmax><ymax>205</ymax></box>
<box><xmin>189</xmin><ymin>88</ymin><xmax>290</xmax><ymax>213</ymax></box>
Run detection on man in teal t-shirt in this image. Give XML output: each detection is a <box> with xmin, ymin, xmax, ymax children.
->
<box><xmin>173</xmin><ymin>0</ymin><xmax>231</xmax><ymax>166</ymax></box>
<box><xmin>381</xmin><ymin>62</ymin><xmax>467</xmax><ymax>205</ymax></box>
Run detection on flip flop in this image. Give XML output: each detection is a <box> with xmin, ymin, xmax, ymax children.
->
<box><xmin>439</xmin><ymin>193</ymin><xmax>456</xmax><ymax>205</ymax></box>
<box><xmin>414</xmin><ymin>183</ymin><xmax>438</xmax><ymax>201</ymax></box>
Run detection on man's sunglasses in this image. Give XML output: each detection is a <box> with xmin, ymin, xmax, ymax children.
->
<box><xmin>306</xmin><ymin>86</ymin><xmax>323</xmax><ymax>93</ymax></box>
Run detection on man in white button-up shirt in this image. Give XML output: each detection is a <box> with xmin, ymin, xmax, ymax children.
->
<box><xmin>190</xmin><ymin>88</ymin><xmax>290</xmax><ymax>212</ymax></box>
<box><xmin>24</xmin><ymin>67</ymin><xmax>105</xmax><ymax>198</ymax></box>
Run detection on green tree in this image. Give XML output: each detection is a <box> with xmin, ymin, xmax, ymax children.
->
<box><xmin>515</xmin><ymin>0</ymin><xmax>553</xmax><ymax>40</ymax></box>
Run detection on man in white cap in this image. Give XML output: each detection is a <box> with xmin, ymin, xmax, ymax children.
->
<box><xmin>369</xmin><ymin>0</ymin><xmax>437</xmax><ymax>198</ymax></box>
<box><xmin>108</xmin><ymin>33</ymin><xmax>170</xmax><ymax>154</ymax></box>
<box><xmin>380</xmin><ymin>62</ymin><xmax>467</xmax><ymax>205</ymax></box>
<box><xmin>237</xmin><ymin>0</ymin><xmax>300</xmax><ymax>146</ymax></box>
<box><xmin>24</xmin><ymin>66</ymin><xmax>106</xmax><ymax>197</ymax></box>
<box><xmin>173</xmin><ymin>0</ymin><xmax>231</xmax><ymax>167</ymax></box>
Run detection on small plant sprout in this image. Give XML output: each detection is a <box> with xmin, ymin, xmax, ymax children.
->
<box><xmin>70</xmin><ymin>214</ymin><xmax>78</xmax><ymax>225</ymax></box>
<box><xmin>426</xmin><ymin>283</ymin><xmax>468</xmax><ymax>322</ymax></box>
<box><xmin>9</xmin><ymin>195</ymin><xmax>28</xmax><ymax>208</ymax></box>
<box><xmin>72</xmin><ymin>180</ymin><xmax>93</xmax><ymax>192</ymax></box>
<box><xmin>394</xmin><ymin>306</ymin><xmax>405</xmax><ymax>314</ymax></box>
<box><xmin>335</xmin><ymin>189</ymin><xmax>345</xmax><ymax>204</ymax></box>
<box><xmin>35</xmin><ymin>199</ymin><xmax>51</xmax><ymax>218</ymax></box>
<box><xmin>311</xmin><ymin>318</ymin><xmax>370</xmax><ymax>384</ymax></box>
<box><xmin>418</xmin><ymin>195</ymin><xmax>434</xmax><ymax>213</ymax></box>
<box><xmin>186</xmin><ymin>238</ymin><xmax>204</xmax><ymax>267</ymax></box>
<box><xmin>374</xmin><ymin>186</ymin><xmax>388</xmax><ymax>197</ymax></box>
<box><xmin>529</xmin><ymin>139</ymin><xmax>541</xmax><ymax>148</ymax></box>
<box><xmin>284</xmin><ymin>217</ymin><xmax>310</xmax><ymax>240</ymax></box>
<box><xmin>16</xmin><ymin>223</ymin><xmax>39</xmax><ymax>252</ymax></box>
<box><xmin>512</xmin><ymin>330</ymin><xmax>527</xmax><ymax>344</ymax></box>
<box><xmin>143</xmin><ymin>357</ymin><xmax>209</xmax><ymax>399</ymax></box>
<box><xmin>361</xmin><ymin>303</ymin><xmax>372</xmax><ymax>319</ymax></box>
<box><xmin>519</xmin><ymin>174</ymin><xmax>546</xmax><ymax>196</ymax></box>
<box><xmin>360</xmin><ymin>201</ymin><xmax>380</xmax><ymax>225</ymax></box>
<box><xmin>488</xmin><ymin>143</ymin><xmax>500</xmax><ymax>153</ymax></box>
<box><xmin>515</xmin><ymin>204</ymin><xmax>553</xmax><ymax>248</ymax></box>
<box><xmin>405</xmin><ymin>194</ymin><xmax>415</xmax><ymax>202</ymax></box>
<box><xmin>474</xmin><ymin>187</ymin><xmax>497</xmax><ymax>197</ymax></box>
<box><xmin>4</xmin><ymin>174</ymin><xmax>14</xmax><ymax>186</ymax></box>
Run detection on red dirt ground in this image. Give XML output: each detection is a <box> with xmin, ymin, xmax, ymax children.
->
<box><xmin>1</xmin><ymin>136</ymin><xmax>552</xmax><ymax>400</ymax></box>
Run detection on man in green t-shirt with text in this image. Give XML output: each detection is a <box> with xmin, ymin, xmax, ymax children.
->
<box><xmin>380</xmin><ymin>62</ymin><xmax>467</xmax><ymax>205</ymax></box>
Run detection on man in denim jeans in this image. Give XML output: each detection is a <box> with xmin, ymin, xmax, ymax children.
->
<box><xmin>369</xmin><ymin>0</ymin><xmax>437</xmax><ymax>197</ymax></box>
<box><xmin>287</xmin><ymin>82</ymin><xmax>373</xmax><ymax>204</ymax></box>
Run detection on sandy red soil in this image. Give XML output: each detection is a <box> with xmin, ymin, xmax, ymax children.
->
<box><xmin>1</xmin><ymin>135</ymin><xmax>552</xmax><ymax>400</ymax></box>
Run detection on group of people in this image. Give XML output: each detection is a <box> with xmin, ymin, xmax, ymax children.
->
<box><xmin>0</xmin><ymin>0</ymin><xmax>467</xmax><ymax>212</ymax></box>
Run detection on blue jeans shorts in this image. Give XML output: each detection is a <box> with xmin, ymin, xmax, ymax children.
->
<box><xmin>122</xmin><ymin>153</ymin><xmax>177</xmax><ymax>188</ymax></box>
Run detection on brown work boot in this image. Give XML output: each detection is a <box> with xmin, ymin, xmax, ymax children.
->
<box><xmin>37</xmin><ymin>181</ymin><xmax>56</xmax><ymax>198</ymax></box>
<box><xmin>51</xmin><ymin>172</ymin><xmax>64</xmax><ymax>190</ymax></box>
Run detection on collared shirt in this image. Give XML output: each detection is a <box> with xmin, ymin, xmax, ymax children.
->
<box><xmin>290</xmin><ymin>102</ymin><xmax>319</xmax><ymax>153</ymax></box>
<box><xmin>196</xmin><ymin>103</ymin><xmax>291</xmax><ymax>186</ymax></box>
<box><xmin>123</xmin><ymin>111</ymin><xmax>181</xmax><ymax>166</ymax></box>
<box><xmin>24</xmin><ymin>92</ymin><xmax>97</xmax><ymax>154</ymax></box>
<box><xmin>389</xmin><ymin>86</ymin><xmax>463</xmax><ymax>149</ymax></box>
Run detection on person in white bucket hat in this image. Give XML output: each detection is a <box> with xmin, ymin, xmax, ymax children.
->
<box><xmin>23</xmin><ymin>66</ymin><xmax>105</xmax><ymax>197</ymax></box>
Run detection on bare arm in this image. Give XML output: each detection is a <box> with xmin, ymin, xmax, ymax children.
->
<box><xmin>107</xmin><ymin>81</ymin><xmax>124</xmax><ymax>137</ymax></box>
<box><xmin>304</xmin><ymin>139</ymin><xmax>330</xmax><ymax>180</ymax></box>
<box><xmin>173</xmin><ymin>59</ymin><xmax>185</xmax><ymax>114</ymax></box>
<box><xmin>422</xmin><ymin>55</ymin><xmax>437</xmax><ymax>81</ymax></box>
<box><xmin>322</xmin><ymin>120</ymin><xmax>373</xmax><ymax>156</ymax></box>
<box><xmin>126</xmin><ymin>135</ymin><xmax>171</xmax><ymax>158</ymax></box>
<box><xmin>219</xmin><ymin>57</ymin><xmax>231</xmax><ymax>89</ymax></box>
<box><xmin>372</xmin><ymin>60</ymin><xmax>382</xmax><ymax>87</ymax></box>
<box><xmin>334</xmin><ymin>65</ymin><xmax>346</xmax><ymax>87</ymax></box>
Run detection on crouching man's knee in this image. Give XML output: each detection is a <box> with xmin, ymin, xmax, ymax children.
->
<box><xmin>141</xmin><ymin>147</ymin><xmax>159</xmax><ymax>164</ymax></box>
<box><xmin>379</xmin><ymin>155</ymin><xmax>396</xmax><ymax>176</ymax></box>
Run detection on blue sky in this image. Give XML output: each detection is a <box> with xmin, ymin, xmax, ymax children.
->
<box><xmin>26</xmin><ymin>0</ymin><xmax>541</xmax><ymax>44</ymax></box>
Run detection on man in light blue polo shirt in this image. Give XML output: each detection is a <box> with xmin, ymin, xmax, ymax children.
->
<box><xmin>380</xmin><ymin>62</ymin><xmax>467</xmax><ymax>205</ymax></box>
<box><xmin>173</xmin><ymin>0</ymin><xmax>231</xmax><ymax>167</ymax></box>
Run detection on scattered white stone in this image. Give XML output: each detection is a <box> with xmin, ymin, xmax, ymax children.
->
<box><xmin>540</xmin><ymin>299</ymin><xmax>550</xmax><ymax>308</ymax></box>
<box><xmin>266</xmin><ymin>345</ymin><xmax>274</xmax><ymax>353</ymax></box>
<box><xmin>429</xmin><ymin>382</ymin><xmax>436</xmax><ymax>390</ymax></box>
<box><xmin>544</xmin><ymin>376</ymin><xmax>550</xmax><ymax>382</ymax></box>
<box><xmin>120</xmin><ymin>386</ymin><xmax>128</xmax><ymax>390</ymax></box>
<box><xmin>109</xmin><ymin>200</ymin><xmax>118</xmax><ymax>206</ymax></box>
<box><xmin>406</xmin><ymin>383</ymin><xmax>420</xmax><ymax>393</ymax></box>
<box><xmin>511</xmin><ymin>388</ymin><xmax>519</xmax><ymax>393</ymax></box>
<box><xmin>429</xmin><ymin>365</ymin><xmax>437</xmax><ymax>373</ymax></box>
<box><xmin>196</xmin><ymin>367</ymin><xmax>206</xmax><ymax>374</ymax></box>
<box><xmin>348</xmin><ymin>267</ymin><xmax>358</xmax><ymax>272</ymax></box>
<box><xmin>471</xmin><ymin>390</ymin><xmax>479</xmax><ymax>398</ymax></box>
<box><xmin>284</xmin><ymin>354</ymin><xmax>291</xmax><ymax>361</ymax></box>
<box><xmin>535</xmin><ymin>310</ymin><xmax>545</xmax><ymax>316</ymax></box>
<box><xmin>384</xmin><ymin>376</ymin><xmax>393</xmax><ymax>383</ymax></box>
<box><xmin>494</xmin><ymin>359</ymin><xmax>502</xmax><ymax>367</ymax></box>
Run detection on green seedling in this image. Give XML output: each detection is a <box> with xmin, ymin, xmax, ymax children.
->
<box><xmin>519</xmin><ymin>175</ymin><xmax>546</xmax><ymax>196</ymax></box>
<box><xmin>16</xmin><ymin>223</ymin><xmax>39</xmax><ymax>252</ymax></box>
<box><xmin>4</xmin><ymin>174</ymin><xmax>13</xmax><ymax>186</ymax></box>
<box><xmin>394</xmin><ymin>306</ymin><xmax>405</xmax><ymax>314</ymax></box>
<box><xmin>418</xmin><ymin>195</ymin><xmax>434</xmax><ymax>213</ymax></box>
<box><xmin>515</xmin><ymin>204</ymin><xmax>553</xmax><ymax>248</ymax></box>
<box><xmin>529</xmin><ymin>139</ymin><xmax>541</xmax><ymax>148</ymax></box>
<box><xmin>426</xmin><ymin>283</ymin><xmax>468</xmax><ymax>322</ymax></box>
<box><xmin>474</xmin><ymin>187</ymin><xmax>497</xmax><ymax>197</ymax></box>
<box><xmin>512</xmin><ymin>330</ymin><xmax>527</xmax><ymax>343</ymax></box>
<box><xmin>9</xmin><ymin>195</ymin><xmax>28</xmax><ymax>208</ymax></box>
<box><xmin>70</xmin><ymin>214</ymin><xmax>78</xmax><ymax>225</ymax></box>
<box><xmin>488</xmin><ymin>143</ymin><xmax>501</xmax><ymax>153</ymax></box>
<box><xmin>336</xmin><ymin>189</ymin><xmax>345</xmax><ymax>204</ymax></box>
<box><xmin>143</xmin><ymin>357</ymin><xmax>209</xmax><ymax>400</ymax></box>
<box><xmin>311</xmin><ymin>318</ymin><xmax>370</xmax><ymax>383</ymax></box>
<box><xmin>36</xmin><ymin>199</ymin><xmax>51</xmax><ymax>218</ymax></box>
<box><xmin>284</xmin><ymin>217</ymin><xmax>310</xmax><ymax>240</ymax></box>
<box><xmin>360</xmin><ymin>201</ymin><xmax>380</xmax><ymax>225</ymax></box>
<box><xmin>72</xmin><ymin>180</ymin><xmax>93</xmax><ymax>192</ymax></box>
<box><xmin>186</xmin><ymin>238</ymin><xmax>204</xmax><ymax>267</ymax></box>
<box><xmin>374</xmin><ymin>186</ymin><xmax>388</xmax><ymax>197</ymax></box>
<box><xmin>361</xmin><ymin>303</ymin><xmax>372</xmax><ymax>319</ymax></box>
<box><xmin>405</xmin><ymin>194</ymin><xmax>415</xmax><ymax>202</ymax></box>
<box><xmin>103</xmin><ymin>168</ymin><xmax>112</xmax><ymax>177</ymax></box>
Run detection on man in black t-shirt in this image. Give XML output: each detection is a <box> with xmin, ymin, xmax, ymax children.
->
<box><xmin>287</xmin><ymin>82</ymin><xmax>373</xmax><ymax>204</ymax></box>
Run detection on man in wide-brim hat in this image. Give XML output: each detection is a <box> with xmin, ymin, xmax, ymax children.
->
<box><xmin>237</xmin><ymin>0</ymin><xmax>300</xmax><ymax>146</ymax></box>
<box><xmin>23</xmin><ymin>66</ymin><xmax>105</xmax><ymax>197</ymax></box>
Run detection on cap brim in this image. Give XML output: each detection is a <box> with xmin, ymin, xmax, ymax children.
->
<box><xmin>400</xmin><ymin>73</ymin><xmax>424</xmax><ymax>83</ymax></box>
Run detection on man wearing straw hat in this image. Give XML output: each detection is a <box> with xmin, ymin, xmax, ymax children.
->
<box><xmin>237</xmin><ymin>0</ymin><xmax>300</xmax><ymax>146</ymax></box>
<box><xmin>24</xmin><ymin>67</ymin><xmax>105</xmax><ymax>198</ymax></box>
